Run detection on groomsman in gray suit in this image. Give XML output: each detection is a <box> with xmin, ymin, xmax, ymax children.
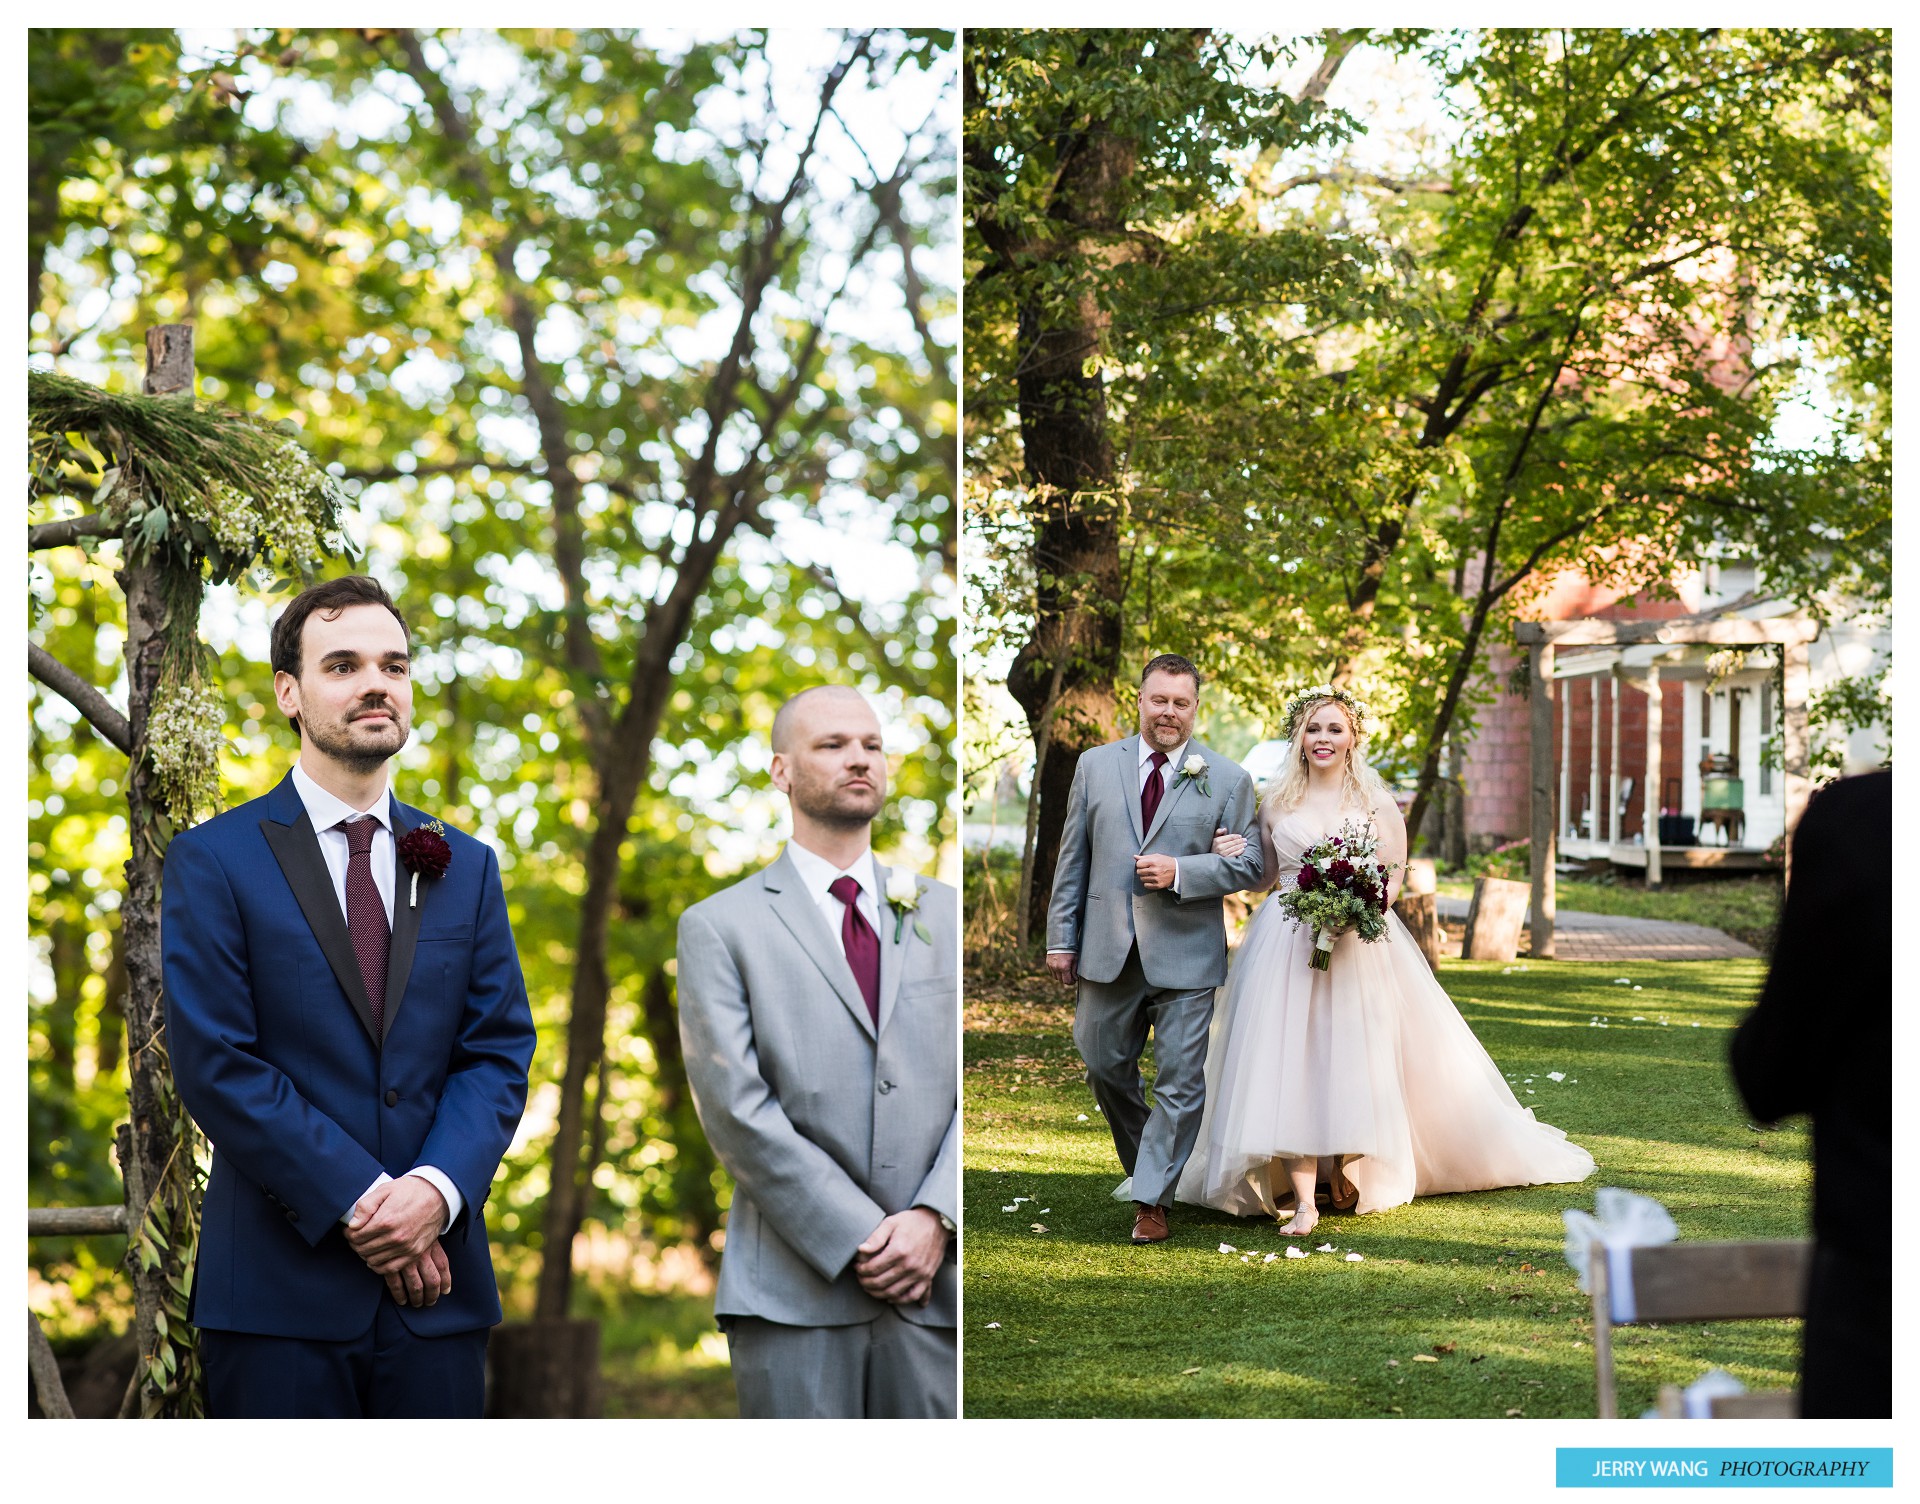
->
<box><xmin>677</xmin><ymin>686</ymin><xmax>957</xmax><ymax>1418</ymax></box>
<box><xmin>1047</xmin><ymin>654</ymin><xmax>1263</xmax><ymax>1244</ymax></box>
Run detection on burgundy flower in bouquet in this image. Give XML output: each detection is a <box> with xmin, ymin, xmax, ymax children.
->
<box><xmin>398</xmin><ymin>818</ymin><xmax>452</xmax><ymax>908</ymax></box>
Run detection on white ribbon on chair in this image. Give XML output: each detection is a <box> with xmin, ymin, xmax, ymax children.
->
<box><xmin>1562</xmin><ymin>1187</ymin><xmax>1679</xmax><ymax>1323</ymax></box>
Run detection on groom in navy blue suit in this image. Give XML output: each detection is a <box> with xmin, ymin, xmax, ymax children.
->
<box><xmin>162</xmin><ymin>575</ymin><xmax>535</xmax><ymax>1417</ymax></box>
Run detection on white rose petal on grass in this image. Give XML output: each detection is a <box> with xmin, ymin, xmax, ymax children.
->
<box><xmin>1030</xmin><ymin>1223</ymin><xmax>1047</xmax><ymax>1233</ymax></box>
<box><xmin>1219</xmin><ymin>1243</ymin><xmax>1238</xmax><ymax>1255</ymax></box>
<box><xmin>1633</xmin><ymin>1016</ymin><xmax>1646</xmax><ymax>1022</ymax></box>
<box><xmin>1285</xmin><ymin>1246</ymin><xmax>1309</xmax><ymax>1259</ymax></box>
<box><xmin>1613</xmin><ymin>978</ymin><xmax>1632</xmax><ymax>985</ymax></box>
<box><xmin>1316</xmin><ymin>1243</ymin><xmax>1336</xmax><ymax>1253</ymax></box>
<box><xmin>1263</xmin><ymin>1253</ymin><xmax>1279</xmax><ymax>1264</ymax></box>
<box><xmin>1076</xmin><ymin>1114</ymin><xmax>1089</xmax><ymax>1122</ymax></box>
<box><xmin>1001</xmin><ymin>1205</ymin><xmax>1017</xmax><ymax>1213</ymax></box>
<box><xmin>1547</xmin><ymin>1071</ymin><xmax>1566</xmax><ymax>1083</ymax></box>
<box><xmin>1345</xmin><ymin>1252</ymin><xmax>1365</xmax><ymax>1262</ymax></box>
<box><xmin>984</xmin><ymin>1322</ymin><xmax>1001</xmax><ymax>1329</ymax></box>
<box><xmin>1633</xmin><ymin>986</ymin><xmax>1643</xmax><ymax>992</ymax></box>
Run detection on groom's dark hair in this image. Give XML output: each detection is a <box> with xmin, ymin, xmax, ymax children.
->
<box><xmin>270</xmin><ymin>575</ymin><xmax>409</xmax><ymax>733</ymax></box>
<box><xmin>1141</xmin><ymin>653</ymin><xmax>1202</xmax><ymax>691</ymax></box>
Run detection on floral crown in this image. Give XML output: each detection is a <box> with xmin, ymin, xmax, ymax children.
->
<box><xmin>1280</xmin><ymin>684</ymin><xmax>1371</xmax><ymax>742</ymax></box>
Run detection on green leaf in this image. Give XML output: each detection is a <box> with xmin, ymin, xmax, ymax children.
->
<box><xmin>914</xmin><ymin>921</ymin><xmax>932</xmax><ymax>945</ymax></box>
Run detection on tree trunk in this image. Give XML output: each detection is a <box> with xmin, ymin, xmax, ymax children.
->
<box><xmin>116</xmin><ymin>549</ymin><xmax>202</xmax><ymax>1417</ymax></box>
<box><xmin>1003</xmin><ymin>112</ymin><xmax>1138</xmax><ymax>942</ymax></box>
<box><xmin>535</xmin><ymin>612</ymin><xmax>707</xmax><ymax>1322</ymax></box>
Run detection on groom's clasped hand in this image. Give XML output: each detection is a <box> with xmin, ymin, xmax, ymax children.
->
<box><xmin>346</xmin><ymin>1177</ymin><xmax>454</xmax><ymax>1307</ymax></box>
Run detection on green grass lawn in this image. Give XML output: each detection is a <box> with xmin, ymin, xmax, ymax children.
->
<box><xmin>963</xmin><ymin>956</ymin><xmax>1807</xmax><ymax>1419</ymax></box>
<box><xmin>1436</xmin><ymin>875</ymin><xmax>1780</xmax><ymax>955</ymax></box>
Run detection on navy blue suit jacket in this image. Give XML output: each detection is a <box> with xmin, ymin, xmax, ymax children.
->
<box><xmin>162</xmin><ymin>774</ymin><xmax>535</xmax><ymax>1341</ymax></box>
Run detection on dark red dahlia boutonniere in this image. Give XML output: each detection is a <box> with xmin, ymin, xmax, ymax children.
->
<box><xmin>397</xmin><ymin>818</ymin><xmax>452</xmax><ymax>908</ymax></box>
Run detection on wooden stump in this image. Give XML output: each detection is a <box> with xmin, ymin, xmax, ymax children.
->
<box><xmin>1392</xmin><ymin>891</ymin><xmax>1440</xmax><ymax>972</ymax></box>
<box><xmin>488</xmin><ymin>1318</ymin><xmax>602</xmax><ymax>1418</ymax></box>
<box><xmin>1462</xmin><ymin>876</ymin><xmax>1528</xmax><ymax>962</ymax></box>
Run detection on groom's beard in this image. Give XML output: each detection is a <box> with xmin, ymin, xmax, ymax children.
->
<box><xmin>302</xmin><ymin>699</ymin><xmax>409</xmax><ymax>774</ymax></box>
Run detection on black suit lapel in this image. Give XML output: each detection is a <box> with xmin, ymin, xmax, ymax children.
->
<box><xmin>260</xmin><ymin>808</ymin><xmax>380</xmax><ymax>1047</ymax></box>
<box><xmin>383</xmin><ymin>798</ymin><xmax>423</xmax><ymax>1041</ymax></box>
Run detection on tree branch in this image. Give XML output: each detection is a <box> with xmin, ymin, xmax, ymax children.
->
<box><xmin>28</xmin><ymin>512</ymin><xmax>117</xmax><ymax>551</ymax></box>
<box><xmin>1296</xmin><ymin>28</ymin><xmax>1367</xmax><ymax>104</ymax></box>
<box><xmin>28</xmin><ymin>1312</ymin><xmax>75</xmax><ymax>1420</ymax></box>
<box><xmin>1272</xmin><ymin>168</ymin><xmax>1453</xmax><ymax>197</ymax></box>
<box><xmin>28</xmin><ymin>643</ymin><xmax>132</xmax><ymax>754</ymax></box>
<box><xmin>392</xmin><ymin>29</ymin><xmax>614</xmax><ymax>752</ymax></box>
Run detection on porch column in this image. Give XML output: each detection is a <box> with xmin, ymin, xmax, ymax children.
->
<box><xmin>1781</xmin><ymin>637</ymin><xmax>1811</xmax><ymax>890</ymax></box>
<box><xmin>1529</xmin><ymin>640</ymin><xmax>1557</xmax><ymax>958</ymax></box>
<box><xmin>1588</xmin><ymin>674</ymin><xmax>1602</xmax><ymax>845</ymax></box>
<box><xmin>1559</xmin><ymin>679</ymin><xmax>1573</xmax><ymax>839</ymax></box>
<box><xmin>1608</xmin><ymin>666</ymin><xmax>1622</xmax><ymax>845</ymax></box>
<box><xmin>1644</xmin><ymin>660</ymin><xmax>1663</xmax><ymax>888</ymax></box>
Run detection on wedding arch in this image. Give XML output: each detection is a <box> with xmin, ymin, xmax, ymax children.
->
<box><xmin>27</xmin><ymin>326</ymin><xmax>345</xmax><ymax>1416</ymax></box>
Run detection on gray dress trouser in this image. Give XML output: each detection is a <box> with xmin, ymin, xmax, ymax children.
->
<box><xmin>725</xmin><ymin>1305</ymin><xmax>956</xmax><ymax>1418</ymax></box>
<box><xmin>1073</xmin><ymin>943</ymin><xmax>1215</xmax><ymax>1209</ymax></box>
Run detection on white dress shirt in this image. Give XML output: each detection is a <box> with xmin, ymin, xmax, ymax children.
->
<box><xmin>784</xmin><ymin>838</ymin><xmax>882</xmax><ymax>958</ymax></box>
<box><xmin>289</xmin><ymin>764</ymin><xmax>461</xmax><ymax>1233</ymax></box>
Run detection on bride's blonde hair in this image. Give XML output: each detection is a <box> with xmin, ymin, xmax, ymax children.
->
<box><xmin>1264</xmin><ymin>695</ymin><xmax>1393</xmax><ymax>817</ymax></box>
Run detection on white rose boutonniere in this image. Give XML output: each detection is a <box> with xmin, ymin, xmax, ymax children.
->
<box><xmin>1174</xmin><ymin>753</ymin><xmax>1211</xmax><ymax>799</ymax></box>
<box><xmin>885</xmin><ymin>869</ymin><xmax>932</xmax><ymax>944</ymax></box>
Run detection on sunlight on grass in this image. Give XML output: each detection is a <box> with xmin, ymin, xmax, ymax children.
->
<box><xmin>963</xmin><ymin>957</ymin><xmax>1805</xmax><ymax>1418</ymax></box>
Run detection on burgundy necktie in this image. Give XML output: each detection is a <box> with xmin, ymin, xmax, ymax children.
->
<box><xmin>340</xmin><ymin>817</ymin><xmax>390</xmax><ymax>1039</ymax></box>
<box><xmin>1141</xmin><ymin>750</ymin><xmax>1169</xmax><ymax>832</ymax></box>
<box><xmin>828</xmin><ymin>875</ymin><xmax>881</xmax><ymax>1027</ymax></box>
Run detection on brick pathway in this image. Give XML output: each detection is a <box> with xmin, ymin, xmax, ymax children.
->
<box><xmin>1434</xmin><ymin>895</ymin><xmax>1759</xmax><ymax>962</ymax></box>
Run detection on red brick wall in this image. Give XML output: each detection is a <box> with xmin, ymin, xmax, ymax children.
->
<box><xmin>1458</xmin><ymin>573</ymin><xmax>1702</xmax><ymax>847</ymax></box>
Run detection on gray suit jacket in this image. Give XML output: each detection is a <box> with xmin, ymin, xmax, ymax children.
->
<box><xmin>677</xmin><ymin>848</ymin><xmax>958</xmax><ymax>1330</ymax></box>
<box><xmin>1046</xmin><ymin>736</ymin><xmax>1263</xmax><ymax>989</ymax></box>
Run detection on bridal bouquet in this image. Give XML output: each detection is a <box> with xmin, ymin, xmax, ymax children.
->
<box><xmin>1276</xmin><ymin>818</ymin><xmax>1397</xmax><ymax>971</ymax></box>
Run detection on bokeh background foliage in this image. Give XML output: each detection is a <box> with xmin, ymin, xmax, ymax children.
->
<box><xmin>29</xmin><ymin>26</ymin><xmax>956</xmax><ymax>1409</ymax></box>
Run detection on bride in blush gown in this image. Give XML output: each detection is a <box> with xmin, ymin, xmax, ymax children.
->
<box><xmin>1174</xmin><ymin>687</ymin><xmax>1595</xmax><ymax>1237</ymax></box>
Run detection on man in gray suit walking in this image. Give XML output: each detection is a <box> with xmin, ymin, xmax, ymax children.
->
<box><xmin>677</xmin><ymin>685</ymin><xmax>957</xmax><ymax>1418</ymax></box>
<box><xmin>1047</xmin><ymin>654</ymin><xmax>1263</xmax><ymax>1244</ymax></box>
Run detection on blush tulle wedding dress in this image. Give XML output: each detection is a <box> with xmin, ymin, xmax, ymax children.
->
<box><xmin>1171</xmin><ymin>806</ymin><xmax>1596</xmax><ymax>1218</ymax></box>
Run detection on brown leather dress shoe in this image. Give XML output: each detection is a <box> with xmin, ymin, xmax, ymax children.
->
<box><xmin>1131</xmin><ymin>1203</ymin><xmax>1169</xmax><ymax>1244</ymax></box>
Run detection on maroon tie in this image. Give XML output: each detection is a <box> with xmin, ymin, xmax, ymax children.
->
<box><xmin>828</xmin><ymin>875</ymin><xmax>881</xmax><ymax>1027</ymax></box>
<box><xmin>340</xmin><ymin>817</ymin><xmax>390</xmax><ymax>1039</ymax></box>
<box><xmin>1141</xmin><ymin>750</ymin><xmax>1169</xmax><ymax>832</ymax></box>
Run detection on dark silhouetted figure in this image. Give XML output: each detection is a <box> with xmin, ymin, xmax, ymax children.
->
<box><xmin>1730</xmin><ymin>769</ymin><xmax>1891</xmax><ymax>1418</ymax></box>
